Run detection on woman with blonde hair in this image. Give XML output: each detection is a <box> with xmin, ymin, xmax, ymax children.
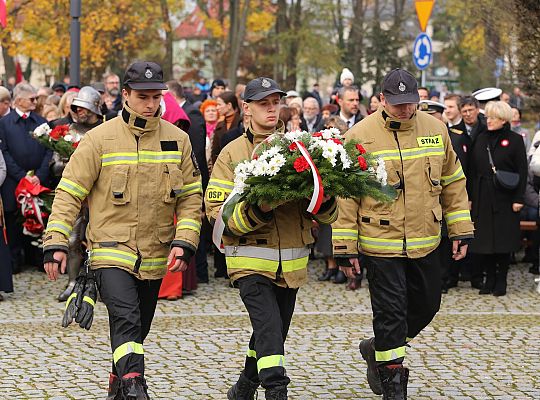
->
<box><xmin>468</xmin><ymin>101</ymin><xmax>528</xmax><ymax>296</ymax></box>
<box><xmin>51</xmin><ymin>90</ymin><xmax>78</xmax><ymax>126</ymax></box>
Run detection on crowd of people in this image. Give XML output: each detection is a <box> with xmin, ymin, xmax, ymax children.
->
<box><xmin>0</xmin><ymin>60</ymin><xmax>537</xmax><ymax>399</ymax></box>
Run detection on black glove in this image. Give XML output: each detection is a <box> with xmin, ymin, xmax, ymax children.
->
<box><xmin>62</xmin><ymin>271</ymin><xmax>87</xmax><ymax>328</ymax></box>
<box><xmin>75</xmin><ymin>271</ymin><xmax>97</xmax><ymax>330</ymax></box>
<box><xmin>173</xmin><ymin>246</ymin><xmax>194</xmax><ymax>264</ymax></box>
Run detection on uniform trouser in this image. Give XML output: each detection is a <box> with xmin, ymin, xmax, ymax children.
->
<box><xmin>364</xmin><ymin>250</ymin><xmax>442</xmax><ymax>365</ymax></box>
<box><xmin>95</xmin><ymin>267</ymin><xmax>162</xmax><ymax>377</ymax></box>
<box><xmin>237</xmin><ymin>274</ymin><xmax>298</xmax><ymax>390</ymax></box>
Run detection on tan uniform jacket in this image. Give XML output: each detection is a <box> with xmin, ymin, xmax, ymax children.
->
<box><xmin>205</xmin><ymin>126</ymin><xmax>338</xmax><ymax>288</ymax></box>
<box><xmin>333</xmin><ymin>108</ymin><xmax>474</xmax><ymax>259</ymax></box>
<box><xmin>43</xmin><ymin>104</ymin><xmax>203</xmax><ymax>280</ymax></box>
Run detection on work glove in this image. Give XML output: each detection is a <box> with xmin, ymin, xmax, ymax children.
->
<box><xmin>62</xmin><ymin>271</ymin><xmax>87</xmax><ymax>328</ymax></box>
<box><xmin>75</xmin><ymin>270</ymin><xmax>97</xmax><ymax>330</ymax></box>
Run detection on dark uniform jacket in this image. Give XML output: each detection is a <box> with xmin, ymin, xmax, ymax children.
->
<box><xmin>468</xmin><ymin>124</ymin><xmax>528</xmax><ymax>254</ymax></box>
<box><xmin>0</xmin><ymin>111</ymin><xmax>52</xmax><ymax>212</ymax></box>
<box><xmin>447</xmin><ymin>120</ymin><xmax>472</xmax><ymax>179</ymax></box>
<box><xmin>182</xmin><ymin>101</ymin><xmax>209</xmax><ymax>189</ymax></box>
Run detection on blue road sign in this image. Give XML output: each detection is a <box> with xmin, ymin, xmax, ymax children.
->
<box><xmin>413</xmin><ymin>33</ymin><xmax>432</xmax><ymax>71</ymax></box>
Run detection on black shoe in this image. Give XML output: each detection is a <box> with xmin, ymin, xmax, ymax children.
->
<box><xmin>106</xmin><ymin>373</ymin><xmax>122</xmax><ymax>400</ymax></box>
<box><xmin>441</xmin><ymin>286</ymin><xmax>448</xmax><ymax>294</ymax></box>
<box><xmin>227</xmin><ymin>371</ymin><xmax>259</xmax><ymax>400</ymax></box>
<box><xmin>529</xmin><ymin>264</ymin><xmax>540</xmax><ymax>275</ymax></box>
<box><xmin>379</xmin><ymin>365</ymin><xmax>408</xmax><ymax>400</ymax></box>
<box><xmin>332</xmin><ymin>270</ymin><xmax>347</xmax><ymax>284</ymax></box>
<box><xmin>318</xmin><ymin>268</ymin><xmax>337</xmax><ymax>281</ymax></box>
<box><xmin>446</xmin><ymin>280</ymin><xmax>458</xmax><ymax>289</ymax></box>
<box><xmin>479</xmin><ymin>287</ymin><xmax>492</xmax><ymax>295</ymax></box>
<box><xmin>121</xmin><ymin>375</ymin><xmax>149</xmax><ymax>400</ymax></box>
<box><xmin>359</xmin><ymin>338</ymin><xmax>382</xmax><ymax>395</ymax></box>
<box><xmin>471</xmin><ymin>281</ymin><xmax>483</xmax><ymax>290</ymax></box>
<box><xmin>492</xmin><ymin>289</ymin><xmax>506</xmax><ymax>296</ymax></box>
<box><xmin>265</xmin><ymin>386</ymin><xmax>287</xmax><ymax>400</ymax></box>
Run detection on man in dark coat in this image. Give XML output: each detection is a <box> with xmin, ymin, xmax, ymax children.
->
<box><xmin>0</xmin><ymin>83</ymin><xmax>52</xmax><ymax>271</ymax></box>
<box><xmin>167</xmin><ymin>80</ymin><xmax>211</xmax><ymax>283</ymax></box>
<box><xmin>300</xmin><ymin>96</ymin><xmax>324</xmax><ymax>133</ymax></box>
<box><xmin>460</xmin><ymin>96</ymin><xmax>487</xmax><ymax>143</ymax></box>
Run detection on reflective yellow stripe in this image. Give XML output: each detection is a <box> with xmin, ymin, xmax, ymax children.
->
<box><xmin>65</xmin><ymin>293</ymin><xmax>77</xmax><ymax>310</ymax></box>
<box><xmin>140</xmin><ymin>257</ymin><xmax>167</xmax><ymax>271</ymax></box>
<box><xmin>372</xmin><ymin>147</ymin><xmax>444</xmax><ymax>161</ymax></box>
<box><xmin>46</xmin><ymin>220</ymin><xmax>72</xmax><ymax>237</ymax></box>
<box><xmin>83</xmin><ymin>296</ymin><xmax>95</xmax><ymax>307</ymax></box>
<box><xmin>57</xmin><ymin>178</ymin><xmax>89</xmax><ymax>199</ymax></box>
<box><xmin>232</xmin><ymin>201</ymin><xmax>251</xmax><ymax>233</ymax></box>
<box><xmin>207</xmin><ymin>178</ymin><xmax>234</xmax><ymax>192</ymax></box>
<box><xmin>101</xmin><ymin>152</ymin><xmax>138</xmax><ymax>166</ymax></box>
<box><xmin>281</xmin><ymin>248</ymin><xmax>310</xmax><ymax>273</ymax></box>
<box><xmin>406</xmin><ymin>235</ymin><xmax>441</xmax><ymax>249</ymax></box>
<box><xmin>225</xmin><ymin>246</ymin><xmax>308</xmax><ymax>273</ymax></box>
<box><xmin>441</xmin><ymin>166</ymin><xmax>465</xmax><ymax>186</ymax></box>
<box><xmin>90</xmin><ymin>249</ymin><xmax>138</xmax><ymax>267</ymax></box>
<box><xmin>332</xmin><ymin>228</ymin><xmax>358</xmax><ymax>240</ymax></box>
<box><xmin>139</xmin><ymin>150</ymin><xmax>182</xmax><ymax>163</ymax></box>
<box><xmin>257</xmin><ymin>355</ymin><xmax>285</xmax><ymax>371</ymax></box>
<box><xmin>176</xmin><ymin>218</ymin><xmax>201</xmax><ymax>234</ymax></box>
<box><xmin>113</xmin><ymin>341</ymin><xmax>144</xmax><ymax>365</ymax></box>
<box><xmin>445</xmin><ymin>210</ymin><xmax>471</xmax><ymax>225</ymax></box>
<box><xmin>282</xmin><ymin>256</ymin><xmax>308</xmax><ymax>272</ymax></box>
<box><xmin>247</xmin><ymin>349</ymin><xmax>257</xmax><ymax>358</ymax></box>
<box><xmin>176</xmin><ymin>182</ymin><xmax>203</xmax><ymax>198</ymax></box>
<box><xmin>375</xmin><ymin>346</ymin><xmax>406</xmax><ymax>362</ymax></box>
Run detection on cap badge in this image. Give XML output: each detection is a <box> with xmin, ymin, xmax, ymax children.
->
<box><xmin>398</xmin><ymin>82</ymin><xmax>406</xmax><ymax>92</ymax></box>
<box><xmin>261</xmin><ymin>79</ymin><xmax>271</xmax><ymax>89</ymax></box>
<box><xmin>145</xmin><ymin>69</ymin><xmax>153</xmax><ymax>79</ymax></box>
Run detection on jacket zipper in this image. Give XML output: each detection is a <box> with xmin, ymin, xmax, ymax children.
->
<box><xmin>393</xmin><ymin>131</ymin><xmax>407</xmax><ymax>256</ymax></box>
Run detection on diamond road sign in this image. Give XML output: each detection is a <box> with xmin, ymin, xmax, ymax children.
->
<box><xmin>413</xmin><ymin>33</ymin><xmax>432</xmax><ymax>71</ymax></box>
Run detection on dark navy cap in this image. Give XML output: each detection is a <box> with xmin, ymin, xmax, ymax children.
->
<box><xmin>123</xmin><ymin>61</ymin><xmax>168</xmax><ymax>90</ymax></box>
<box><xmin>382</xmin><ymin>69</ymin><xmax>420</xmax><ymax>105</ymax></box>
<box><xmin>243</xmin><ymin>77</ymin><xmax>286</xmax><ymax>102</ymax></box>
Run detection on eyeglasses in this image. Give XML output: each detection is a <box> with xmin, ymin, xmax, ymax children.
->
<box><xmin>26</xmin><ymin>96</ymin><xmax>38</xmax><ymax>102</ymax></box>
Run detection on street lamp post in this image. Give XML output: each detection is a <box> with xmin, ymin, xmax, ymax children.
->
<box><xmin>69</xmin><ymin>0</ymin><xmax>81</xmax><ymax>87</ymax></box>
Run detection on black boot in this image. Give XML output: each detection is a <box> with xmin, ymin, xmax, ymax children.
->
<box><xmin>333</xmin><ymin>270</ymin><xmax>347</xmax><ymax>284</ymax></box>
<box><xmin>265</xmin><ymin>386</ymin><xmax>287</xmax><ymax>400</ymax></box>
<box><xmin>121</xmin><ymin>375</ymin><xmax>149</xmax><ymax>400</ymax></box>
<box><xmin>359</xmin><ymin>338</ymin><xmax>382</xmax><ymax>395</ymax></box>
<box><xmin>379</xmin><ymin>365</ymin><xmax>409</xmax><ymax>400</ymax></box>
<box><xmin>106</xmin><ymin>373</ymin><xmax>122</xmax><ymax>400</ymax></box>
<box><xmin>318</xmin><ymin>267</ymin><xmax>337</xmax><ymax>281</ymax></box>
<box><xmin>227</xmin><ymin>371</ymin><xmax>259</xmax><ymax>400</ymax></box>
<box><xmin>493</xmin><ymin>264</ymin><xmax>508</xmax><ymax>297</ymax></box>
<box><xmin>479</xmin><ymin>264</ymin><xmax>496</xmax><ymax>295</ymax></box>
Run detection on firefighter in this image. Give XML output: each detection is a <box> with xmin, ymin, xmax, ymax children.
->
<box><xmin>332</xmin><ymin>69</ymin><xmax>474</xmax><ymax>399</ymax></box>
<box><xmin>205</xmin><ymin>77</ymin><xmax>338</xmax><ymax>400</ymax></box>
<box><xmin>43</xmin><ymin>61</ymin><xmax>202</xmax><ymax>399</ymax></box>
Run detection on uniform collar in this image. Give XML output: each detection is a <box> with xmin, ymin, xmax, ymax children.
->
<box><xmin>15</xmin><ymin>108</ymin><xmax>30</xmax><ymax>120</ymax></box>
<box><xmin>121</xmin><ymin>103</ymin><xmax>161</xmax><ymax>135</ymax></box>
<box><xmin>379</xmin><ymin>108</ymin><xmax>415</xmax><ymax>132</ymax></box>
<box><xmin>244</xmin><ymin>120</ymin><xmax>285</xmax><ymax>145</ymax></box>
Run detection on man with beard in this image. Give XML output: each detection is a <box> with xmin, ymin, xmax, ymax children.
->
<box><xmin>337</xmin><ymin>86</ymin><xmax>363</xmax><ymax>128</ymax></box>
<box><xmin>103</xmin><ymin>72</ymin><xmax>122</xmax><ymax>112</ymax></box>
<box><xmin>55</xmin><ymin>86</ymin><xmax>105</xmax><ymax>301</ymax></box>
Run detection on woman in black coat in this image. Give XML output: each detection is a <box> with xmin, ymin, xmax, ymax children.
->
<box><xmin>468</xmin><ymin>101</ymin><xmax>528</xmax><ymax>296</ymax></box>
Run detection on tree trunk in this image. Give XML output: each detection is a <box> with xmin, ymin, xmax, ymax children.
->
<box><xmin>1</xmin><ymin>45</ymin><xmax>15</xmax><ymax>82</ymax></box>
<box><xmin>284</xmin><ymin>0</ymin><xmax>302</xmax><ymax>89</ymax></box>
<box><xmin>346</xmin><ymin>0</ymin><xmax>366</xmax><ymax>82</ymax></box>
<box><xmin>160</xmin><ymin>0</ymin><xmax>173</xmax><ymax>80</ymax></box>
<box><xmin>227</xmin><ymin>0</ymin><xmax>250</xmax><ymax>88</ymax></box>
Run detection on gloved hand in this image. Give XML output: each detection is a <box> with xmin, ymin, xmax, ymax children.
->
<box><xmin>75</xmin><ymin>271</ymin><xmax>97</xmax><ymax>330</ymax></box>
<box><xmin>62</xmin><ymin>272</ymin><xmax>87</xmax><ymax>328</ymax></box>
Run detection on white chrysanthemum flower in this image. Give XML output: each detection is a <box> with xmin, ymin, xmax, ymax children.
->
<box><xmin>234</xmin><ymin>177</ymin><xmax>248</xmax><ymax>194</ymax></box>
<box><xmin>321</xmin><ymin>129</ymin><xmax>334</xmax><ymax>139</ymax></box>
<box><xmin>327</xmin><ymin>127</ymin><xmax>341</xmax><ymax>137</ymax></box>
<box><xmin>252</xmin><ymin>160</ymin><xmax>270</xmax><ymax>176</ymax></box>
<box><xmin>320</xmin><ymin>141</ymin><xmax>339</xmax><ymax>166</ymax></box>
<box><xmin>270</xmin><ymin>153</ymin><xmax>286</xmax><ymax>168</ymax></box>
<box><xmin>339</xmin><ymin>149</ymin><xmax>352</xmax><ymax>169</ymax></box>
<box><xmin>33</xmin><ymin>123</ymin><xmax>51</xmax><ymax>137</ymax></box>
<box><xmin>376</xmin><ymin>157</ymin><xmax>388</xmax><ymax>186</ymax></box>
<box><xmin>63</xmin><ymin>134</ymin><xmax>73</xmax><ymax>142</ymax></box>
<box><xmin>284</xmin><ymin>130</ymin><xmax>303</xmax><ymax>142</ymax></box>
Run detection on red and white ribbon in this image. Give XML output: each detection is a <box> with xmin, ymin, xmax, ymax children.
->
<box><xmin>294</xmin><ymin>140</ymin><xmax>324</xmax><ymax>214</ymax></box>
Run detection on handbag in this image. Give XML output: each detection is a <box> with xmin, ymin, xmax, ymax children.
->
<box><xmin>486</xmin><ymin>146</ymin><xmax>520</xmax><ymax>190</ymax></box>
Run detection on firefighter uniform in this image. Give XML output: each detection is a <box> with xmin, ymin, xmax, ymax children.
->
<box><xmin>205</xmin><ymin>76</ymin><xmax>338</xmax><ymax>400</ymax></box>
<box><xmin>43</xmin><ymin>62</ymin><xmax>202</xmax><ymax>397</ymax></box>
<box><xmin>332</xmin><ymin>70</ymin><xmax>473</xmax><ymax>396</ymax></box>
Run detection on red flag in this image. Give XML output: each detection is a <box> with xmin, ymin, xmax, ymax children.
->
<box><xmin>0</xmin><ymin>0</ymin><xmax>6</xmax><ymax>29</ymax></box>
<box><xmin>15</xmin><ymin>60</ymin><xmax>23</xmax><ymax>83</ymax></box>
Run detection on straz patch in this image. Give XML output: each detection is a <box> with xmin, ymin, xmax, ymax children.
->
<box><xmin>206</xmin><ymin>189</ymin><xmax>226</xmax><ymax>202</ymax></box>
<box><xmin>417</xmin><ymin>135</ymin><xmax>443</xmax><ymax>147</ymax></box>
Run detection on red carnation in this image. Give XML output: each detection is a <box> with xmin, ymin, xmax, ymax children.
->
<box><xmin>331</xmin><ymin>138</ymin><xmax>343</xmax><ymax>145</ymax></box>
<box><xmin>356</xmin><ymin>144</ymin><xmax>366</xmax><ymax>154</ymax></box>
<box><xmin>289</xmin><ymin>142</ymin><xmax>298</xmax><ymax>151</ymax></box>
<box><xmin>312</xmin><ymin>132</ymin><xmax>322</xmax><ymax>138</ymax></box>
<box><xmin>357</xmin><ymin>156</ymin><xmax>368</xmax><ymax>170</ymax></box>
<box><xmin>72</xmin><ymin>142</ymin><xmax>79</xmax><ymax>149</ymax></box>
<box><xmin>49</xmin><ymin>125</ymin><xmax>69</xmax><ymax>140</ymax></box>
<box><xmin>293</xmin><ymin>156</ymin><xmax>310</xmax><ymax>172</ymax></box>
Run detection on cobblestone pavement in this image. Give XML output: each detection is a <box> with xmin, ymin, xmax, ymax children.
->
<box><xmin>1</xmin><ymin>258</ymin><xmax>539</xmax><ymax>399</ymax></box>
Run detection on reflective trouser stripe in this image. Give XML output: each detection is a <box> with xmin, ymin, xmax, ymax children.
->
<box><xmin>138</xmin><ymin>150</ymin><xmax>182</xmax><ymax>163</ymax></box>
<box><xmin>247</xmin><ymin>349</ymin><xmax>257</xmax><ymax>358</ymax></box>
<box><xmin>441</xmin><ymin>166</ymin><xmax>465</xmax><ymax>186</ymax></box>
<box><xmin>375</xmin><ymin>346</ymin><xmax>406</xmax><ymax>362</ymax></box>
<box><xmin>57</xmin><ymin>178</ymin><xmax>89</xmax><ymax>200</ymax></box>
<box><xmin>101</xmin><ymin>152</ymin><xmax>138</xmax><ymax>166</ymax></box>
<box><xmin>445</xmin><ymin>210</ymin><xmax>471</xmax><ymax>225</ymax></box>
<box><xmin>140</xmin><ymin>258</ymin><xmax>167</xmax><ymax>271</ymax></box>
<box><xmin>46</xmin><ymin>220</ymin><xmax>72</xmax><ymax>237</ymax></box>
<box><xmin>257</xmin><ymin>355</ymin><xmax>285</xmax><ymax>372</ymax></box>
<box><xmin>177</xmin><ymin>218</ymin><xmax>201</xmax><ymax>234</ymax></box>
<box><xmin>332</xmin><ymin>228</ymin><xmax>358</xmax><ymax>240</ymax></box>
<box><xmin>90</xmin><ymin>249</ymin><xmax>138</xmax><ymax>267</ymax></box>
<box><xmin>113</xmin><ymin>341</ymin><xmax>144</xmax><ymax>365</ymax></box>
<box><xmin>175</xmin><ymin>182</ymin><xmax>203</xmax><ymax>198</ymax></box>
